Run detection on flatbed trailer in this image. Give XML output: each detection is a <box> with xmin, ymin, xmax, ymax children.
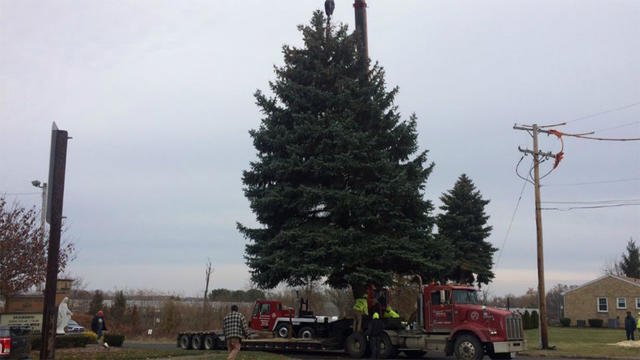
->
<box><xmin>176</xmin><ymin>331</ymin><xmax>344</xmax><ymax>352</ymax></box>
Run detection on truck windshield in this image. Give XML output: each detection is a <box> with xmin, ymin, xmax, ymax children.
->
<box><xmin>453</xmin><ymin>290</ymin><xmax>480</xmax><ymax>304</ymax></box>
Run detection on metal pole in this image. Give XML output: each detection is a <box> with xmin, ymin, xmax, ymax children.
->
<box><xmin>532</xmin><ymin>124</ymin><xmax>549</xmax><ymax>349</ymax></box>
<box><xmin>40</xmin><ymin>183</ymin><xmax>47</xmax><ymax>243</ymax></box>
<box><xmin>40</xmin><ymin>126</ymin><xmax>69</xmax><ymax>360</ymax></box>
<box><xmin>353</xmin><ymin>0</ymin><xmax>368</xmax><ymax>61</ymax></box>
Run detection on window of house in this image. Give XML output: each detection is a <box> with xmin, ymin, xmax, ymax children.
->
<box><xmin>597</xmin><ymin>297</ymin><xmax>608</xmax><ymax>312</ymax></box>
<box><xmin>617</xmin><ymin>297</ymin><xmax>627</xmax><ymax>309</ymax></box>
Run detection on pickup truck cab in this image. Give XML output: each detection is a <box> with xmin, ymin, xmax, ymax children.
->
<box><xmin>0</xmin><ymin>325</ymin><xmax>31</xmax><ymax>359</ymax></box>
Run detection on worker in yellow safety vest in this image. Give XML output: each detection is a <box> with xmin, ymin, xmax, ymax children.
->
<box><xmin>352</xmin><ymin>293</ymin><xmax>368</xmax><ymax>332</ymax></box>
<box><xmin>383</xmin><ymin>305</ymin><xmax>399</xmax><ymax>319</ymax></box>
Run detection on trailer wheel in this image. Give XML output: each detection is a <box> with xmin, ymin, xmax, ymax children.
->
<box><xmin>453</xmin><ymin>334</ymin><xmax>483</xmax><ymax>360</ymax></box>
<box><xmin>297</xmin><ymin>326</ymin><xmax>315</xmax><ymax>339</ymax></box>
<box><xmin>345</xmin><ymin>332</ymin><xmax>367</xmax><ymax>358</ymax></box>
<box><xmin>203</xmin><ymin>335</ymin><xmax>216</xmax><ymax>350</ymax></box>
<box><xmin>403</xmin><ymin>350</ymin><xmax>426</xmax><ymax>358</ymax></box>
<box><xmin>377</xmin><ymin>332</ymin><xmax>397</xmax><ymax>359</ymax></box>
<box><xmin>275</xmin><ymin>323</ymin><xmax>290</xmax><ymax>338</ymax></box>
<box><xmin>179</xmin><ymin>334</ymin><xmax>191</xmax><ymax>350</ymax></box>
<box><xmin>191</xmin><ymin>335</ymin><xmax>203</xmax><ymax>350</ymax></box>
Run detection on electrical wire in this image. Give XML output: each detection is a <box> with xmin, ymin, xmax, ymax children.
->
<box><xmin>1</xmin><ymin>192</ymin><xmax>40</xmax><ymax>196</ymax></box>
<box><xmin>493</xmin><ymin>179</ymin><xmax>528</xmax><ymax>270</ymax></box>
<box><xmin>541</xmin><ymin>203</ymin><xmax>640</xmax><ymax>211</ymax></box>
<box><xmin>593</xmin><ymin>121</ymin><xmax>640</xmax><ymax>134</ymax></box>
<box><xmin>542</xmin><ymin>199</ymin><xmax>640</xmax><ymax>204</ymax></box>
<box><xmin>515</xmin><ymin>156</ymin><xmax>535</xmax><ymax>185</ymax></box>
<box><xmin>542</xmin><ymin>178</ymin><xmax>640</xmax><ymax>187</ymax></box>
<box><xmin>564</xmin><ymin>100</ymin><xmax>640</xmax><ymax>124</ymax></box>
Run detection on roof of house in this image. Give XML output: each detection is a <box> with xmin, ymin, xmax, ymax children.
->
<box><xmin>563</xmin><ymin>275</ymin><xmax>640</xmax><ymax>295</ymax></box>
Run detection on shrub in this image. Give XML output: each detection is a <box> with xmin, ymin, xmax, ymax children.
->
<box><xmin>588</xmin><ymin>319</ymin><xmax>603</xmax><ymax>328</ymax></box>
<box><xmin>32</xmin><ymin>334</ymin><xmax>89</xmax><ymax>349</ymax></box>
<box><xmin>103</xmin><ymin>333</ymin><xmax>125</xmax><ymax>347</ymax></box>
<box><xmin>559</xmin><ymin>317</ymin><xmax>571</xmax><ymax>327</ymax></box>
<box><xmin>522</xmin><ymin>311</ymin><xmax>531</xmax><ymax>329</ymax></box>
<box><xmin>531</xmin><ymin>310</ymin><xmax>539</xmax><ymax>329</ymax></box>
<box><xmin>83</xmin><ymin>331</ymin><xmax>98</xmax><ymax>344</ymax></box>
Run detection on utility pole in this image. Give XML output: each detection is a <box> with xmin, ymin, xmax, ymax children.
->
<box><xmin>353</xmin><ymin>0</ymin><xmax>369</xmax><ymax>62</ymax></box>
<box><xmin>513</xmin><ymin>124</ymin><xmax>556</xmax><ymax>350</ymax></box>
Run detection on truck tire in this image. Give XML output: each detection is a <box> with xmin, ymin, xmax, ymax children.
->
<box><xmin>403</xmin><ymin>350</ymin><xmax>426</xmax><ymax>358</ymax></box>
<box><xmin>191</xmin><ymin>335</ymin><xmax>203</xmax><ymax>350</ymax></box>
<box><xmin>275</xmin><ymin>323</ymin><xmax>290</xmax><ymax>338</ymax></box>
<box><xmin>345</xmin><ymin>332</ymin><xmax>367</xmax><ymax>358</ymax></box>
<box><xmin>453</xmin><ymin>334</ymin><xmax>483</xmax><ymax>360</ymax></box>
<box><xmin>377</xmin><ymin>332</ymin><xmax>397</xmax><ymax>359</ymax></box>
<box><xmin>179</xmin><ymin>334</ymin><xmax>191</xmax><ymax>350</ymax></box>
<box><xmin>204</xmin><ymin>335</ymin><xmax>216</xmax><ymax>350</ymax></box>
<box><xmin>297</xmin><ymin>326</ymin><xmax>315</xmax><ymax>339</ymax></box>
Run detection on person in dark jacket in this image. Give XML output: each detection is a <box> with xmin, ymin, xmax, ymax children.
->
<box><xmin>365</xmin><ymin>312</ymin><xmax>384</xmax><ymax>359</ymax></box>
<box><xmin>624</xmin><ymin>311</ymin><xmax>636</xmax><ymax>340</ymax></box>
<box><xmin>91</xmin><ymin>310</ymin><xmax>108</xmax><ymax>340</ymax></box>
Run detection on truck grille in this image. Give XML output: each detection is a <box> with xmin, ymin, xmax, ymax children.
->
<box><xmin>505</xmin><ymin>314</ymin><xmax>524</xmax><ymax>340</ymax></box>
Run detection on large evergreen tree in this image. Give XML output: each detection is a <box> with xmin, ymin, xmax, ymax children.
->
<box><xmin>437</xmin><ymin>174</ymin><xmax>496</xmax><ymax>286</ymax></box>
<box><xmin>238</xmin><ymin>11</ymin><xmax>447</xmax><ymax>295</ymax></box>
<box><xmin>619</xmin><ymin>238</ymin><xmax>640</xmax><ymax>278</ymax></box>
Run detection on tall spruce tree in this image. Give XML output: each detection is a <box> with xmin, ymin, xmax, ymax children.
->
<box><xmin>238</xmin><ymin>11</ymin><xmax>447</xmax><ymax>295</ymax></box>
<box><xmin>437</xmin><ymin>174</ymin><xmax>496</xmax><ymax>286</ymax></box>
<box><xmin>619</xmin><ymin>238</ymin><xmax>640</xmax><ymax>278</ymax></box>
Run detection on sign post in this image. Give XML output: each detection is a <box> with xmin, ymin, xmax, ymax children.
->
<box><xmin>40</xmin><ymin>123</ymin><xmax>70</xmax><ymax>360</ymax></box>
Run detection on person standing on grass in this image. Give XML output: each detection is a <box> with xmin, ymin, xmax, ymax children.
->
<box><xmin>624</xmin><ymin>311</ymin><xmax>636</xmax><ymax>340</ymax></box>
<box><xmin>223</xmin><ymin>304</ymin><xmax>249</xmax><ymax>360</ymax></box>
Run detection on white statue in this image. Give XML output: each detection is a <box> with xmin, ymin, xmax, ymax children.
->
<box><xmin>56</xmin><ymin>297</ymin><xmax>73</xmax><ymax>335</ymax></box>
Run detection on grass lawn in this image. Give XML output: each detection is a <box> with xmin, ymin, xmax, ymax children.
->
<box><xmin>29</xmin><ymin>347</ymin><xmax>291</xmax><ymax>360</ymax></box>
<box><xmin>522</xmin><ymin>326</ymin><xmax>640</xmax><ymax>359</ymax></box>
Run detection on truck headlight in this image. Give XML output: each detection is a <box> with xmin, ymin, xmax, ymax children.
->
<box><xmin>488</xmin><ymin>329</ymin><xmax>498</xmax><ymax>336</ymax></box>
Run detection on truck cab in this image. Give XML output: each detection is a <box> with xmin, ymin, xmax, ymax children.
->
<box><xmin>423</xmin><ymin>284</ymin><xmax>525</xmax><ymax>358</ymax></box>
<box><xmin>249</xmin><ymin>300</ymin><xmax>294</xmax><ymax>332</ymax></box>
<box><xmin>345</xmin><ymin>284</ymin><xmax>525</xmax><ymax>360</ymax></box>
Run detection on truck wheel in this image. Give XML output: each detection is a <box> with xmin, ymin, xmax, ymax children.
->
<box><xmin>179</xmin><ymin>334</ymin><xmax>191</xmax><ymax>350</ymax></box>
<box><xmin>403</xmin><ymin>350</ymin><xmax>426</xmax><ymax>358</ymax></box>
<box><xmin>297</xmin><ymin>326</ymin><xmax>315</xmax><ymax>339</ymax></box>
<box><xmin>191</xmin><ymin>335</ymin><xmax>203</xmax><ymax>350</ymax></box>
<box><xmin>453</xmin><ymin>334</ymin><xmax>482</xmax><ymax>360</ymax></box>
<box><xmin>377</xmin><ymin>332</ymin><xmax>397</xmax><ymax>359</ymax></box>
<box><xmin>203</xmin><ymin>335</ymin><xmax>216</xmax><ymax>350</ymax></box>
<box><xmin>275</xmin><ymin>323</ymin><xmax>290</xmax><ymax>338</ymax></box>
<box><xmin>345</xmin><ymin>332</ymin><xmax>367</xmax><ymax>358</ymax></box>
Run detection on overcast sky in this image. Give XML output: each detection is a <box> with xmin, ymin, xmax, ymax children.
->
<box><xmin>1</xmin><ymin>0</ymin><xmax>638</xmax><ymax>297</ymax></box>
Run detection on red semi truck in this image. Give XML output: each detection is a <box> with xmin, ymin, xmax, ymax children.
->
<box><xmin>177</xmin><ymin>283</ymin><xmax>525</xmax><ymax>359</ymax></box>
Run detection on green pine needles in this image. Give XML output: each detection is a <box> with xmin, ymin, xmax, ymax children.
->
<box><xmin>238</xmin><ymin>11</ymin><xmax>446</xmax><ymax>293</ymax></box>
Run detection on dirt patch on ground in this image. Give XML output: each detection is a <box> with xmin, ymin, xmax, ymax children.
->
<box><xmin>611</xmin><ymin>340</ymin><xmax>640</xmax><ymax>348</ymax></box>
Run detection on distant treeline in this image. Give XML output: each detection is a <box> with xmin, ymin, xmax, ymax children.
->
<box><xmin>208</xmin><ymin>288</ymin><xmax>266</xmax><ymax>302</ymax></box>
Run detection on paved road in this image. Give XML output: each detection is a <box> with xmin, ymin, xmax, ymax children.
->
<box><xmin>125</xmin><ymin>342</ymin><xmax>593</xmax><ymax>360</ymax></box>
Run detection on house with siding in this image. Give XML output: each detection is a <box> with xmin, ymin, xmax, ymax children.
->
<box><xmin>563</xmin><ymin>275</ymin><xmax>640</xmax><ymax>328</ymax></box>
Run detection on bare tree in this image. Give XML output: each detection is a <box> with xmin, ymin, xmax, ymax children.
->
<box><xmin>602</xmin><ymin>257</ymin><xmax>624</xmax><ymax>276</ymax></box>
<box><xmin>203</xmin><ymin>259</ymin><xmax>213</xmax><ymax>307</ymax></box>
<box><xmin>0</xmin><ymin>197</ymin><xmax>74</xmax><ymax>308</ymax></box>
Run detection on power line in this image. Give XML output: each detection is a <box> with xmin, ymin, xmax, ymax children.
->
<box><xmin>542</xmin><ymin>203</ymin><xmax>640</xmax><ymax>211</ymax></box>
<box><xmin>1</xmin><ymin>192</ymin><xmax>40</xmax><ymax>196</ymax></box>
<box><xmin>593</xmin><ymin>121</ymin><xmax>640</xmax><ymax>134</ymax></box>
<box><xmin>542</xmin><ymin>177</ymin><xmax>640</xmax><ymax>187</ymax></box>
<box><xmin>494</xmin><ymin>180</ymin><xmax>528</xmax><ymax>270</ymax></box>
<box><xmin>542</xmin><ymin>199</ymin><xmax>640</xmax><ymax>205</ymax></box>
<box><xmin>564</xmin><ymin>100</ymin><xmax>640</xmax><ymax>124</ymax></box>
